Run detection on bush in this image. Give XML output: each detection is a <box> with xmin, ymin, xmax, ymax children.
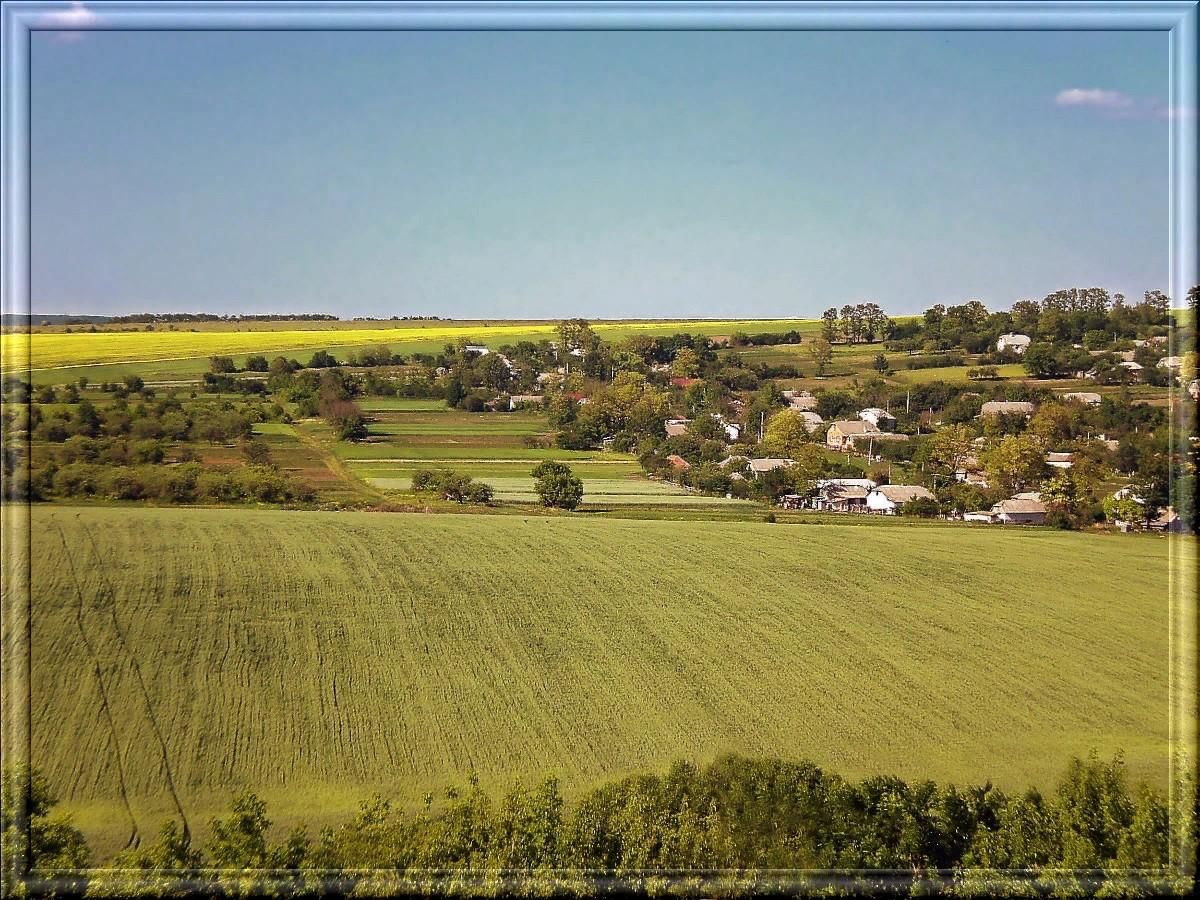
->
<box><xmin>531</xmin><ymin>460</ymin><xmax>584</xmax><ymax>510</ymax></box>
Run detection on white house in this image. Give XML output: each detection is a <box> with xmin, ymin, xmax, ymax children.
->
<box><xmin>966</xmin><ymin>496</ymin><xmax>1048</xmax><ymax>525</ymax></box>
<box><xmin>865</xmin><ymin>484</ymin><xmax>935</xmax><ymax>515</ymax></box>
<box><xmin>508</xmin><ymin>394</ymin><xmax>544</xmax><ymax>411</ymax></box>
<box><xmin>1190</xmin><ymin>380</ymin><xmax>1199</xmax><ymax>401</ymax></box>
<box><xmin>858</xmin><ymin>408</ymin><xmax>897</xmax><ymax>431</ymax></box>
<box><xmin>798</xmin><ymin>411</ymin><xmax>825</xmax><ymax>430</ymax></box>
<box><xmin>1158</xmin><ymin>356</ymin><xmax>1182</xmax><ymax>370</ymax></box>
<box><xmin>994</xmin><ymin>497</ymin><xmax>1047</xmax><ymax>525</ymax></box>
<box><xmin>464</xmin><ymin>344</ymin><xmax>490</xmax><ymax>356</ymax></box>
<box><xmin>1062</xmin><ymin>392</ymin><xmax>1102</xmax><ymax>406</ymax></box>
<box><xmin>1045</xmin><ymin>451</ymin><xmax>1074</xmax><ymax>470</ymax></box>
<box><xmin>997</xmin><ymin>333</ymin><xmax>1032</xmax><ymax>354</ymax></box>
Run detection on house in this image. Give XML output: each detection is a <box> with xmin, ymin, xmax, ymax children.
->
<box><xmin>464</xmin><ymin>344</ymin><xmax>490</xmax><ymax>356</ymax></box>
<box><xmin>865</xmin><ymin>484</ymin><xmax>935</xmax><ymax>515</ymax></box>
<box><xmin>665</xmin><ymin>454</ymin><xmax>691</xmax><ymax>471</ymax></box>
<box><xmin>1148</xmin><ymin>507</ymin><xmax>1188</xmax><ymax>533</ymax></box>
<box><xmin>979</xmin><ymin>400</ymin><xmax>1034</xmax><ymax>418</ymax></box>
<box><xmin>993</xmin><ymin>497</ymin><xmax>1047</xmax><ymax>524</ymax></box>
<box><xmin>748</xmin><ymin>458</ymin><xmax>794</xmax><ymax>476</ymax></box>
<box><xmin>1158</xmin><ymin>356</ymin><xmax>1182</xmax><ymax>370</ymax></box>
<box><xmin>664</xmin><ymin>419</ymin><xmax>691</xmax><ymax>438</ymax></box>
<box><xmin>723</xmin><ymin>422</ymin><xmax>742</xmax><ymax>442</ymax></box>
<box><xmin>1189</xmin><ymin>380</ymin><xmax>1199</xmax><ymax>401</ymax></box>
<box><xmin>782</xmin><ymin>390</ymin><xmax>818</xmax><ymax>412</ymax></box>
<box><xmin>798</xmin><ymin>411</ymin><xmax>825</xmax><ymax>430</ymax></box>
<box><xmin>1062</xmin><ymin>392</ymin><xmax>1102</xmax><ymax>406</ymax></box>
<box><xmin>810</xmin><ymin>478</ymin><xmax>878</xmax><ymax>512</ymax></box>
<box><xmin>826</xmin><ymin>419</ymin><xmax>880</xmax><ymax>451</ymax></box>
<box><xmin>1045</xmin><ymin>451</ymin><xmax>1074</xmax><ymax>470</ymax></box>
<box><xmin>719</xmin><ymin>455</ymin><xmax>749</xmax><ymax>470</ymax></box>
<box><xmin>858</xmin><ymin>408</ymin><xmax>896</xmax><ymax>431</ymax></box>
<box><xmin>564</xmin><ymin>391</ymin><xmax>591</xmax><ymax>405</ymax></box>
<box><xmin>1118</xmin><ymin>360</ymin><xmax>1144</xmax><ymax>381</ymax></box>
<box><xmin>508</xmin><ymin>394</ymin><xmax>544</xmax><ymax>411</ymax></box>
<box><xmin>997</xmin><ymin>333</ymin><xmax>1032</xmax><ymax>354</ymax></box>
<box><xmin>670</xmin><ymin>377</ymin><xmax>701</xmax><ymax>389</ymax></box>
<box><xmin>963</xmin><ymin>510</ymin><xmax>998</xmax><ymax>523</ymax></box>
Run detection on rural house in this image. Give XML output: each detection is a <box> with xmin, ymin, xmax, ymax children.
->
<box><xmin>782</xmin><ymin>390</ymin><xmax>818</xmax><ymax>412</ymax></box>
<box><xmin>979</xmin><ymin>400</ymin><xmax>1034</xmax><ymax>418</ymax></box>
<box><xmin>996</xmin><ymin>333</ymin><xmax>1031</xmax><ymax>354</ymax></box>
<box><xmin>858</xmin><ymin>408</ymin><xmax>897</xmax><ymax>431</ymax></box>
<box><xmin>464</xmin><ymin>344</ymin><xmax>490</xmax><ymax>356</ymax></box>
<box><xmin>1045</xmin><ymin>451</ymin><xmax>1074</xmax><ymax>470</ymax></box>
<box><xmin>992</xmin><ymin>497</ymin><xmax>1047</xmax><ymax>525</ymax></box>
<box><xmin>811</xmin><ymin>478</ymin><xmax>877</xmax><ymax>512</ymax></box>
<box><xmin>864</xmin><ymin>484</ymin><xmax>935</xmax><ymax>515</ymax></box>
<box><xmin>1061</xmin><ymin>392</ymin><xmax>1102</xmax><ymax>406</ymax></box>
<box><xmin>964</xmin><ymin>496</ymin><xmax>1048</xmax><ymax>525</ymax></box>
<box><xmin>798</xmin><ymin>411</ymin><xmax>824</xmax><ymax>430</ymax></box>
<box><xmin>826</xmin><ymin>419</ymin><xmax>880</xmax><ymax>451</ymax></box>
<box><xmin>664</xmin><ymin>419</ymin><xmax>691</xmax><ymax>438</ymax></box>
<box><xmin>665</xmin><ymin>454</ymin><xmax>691</xmax><ymax>471</ymax></box>
<box><xmin>748</xmin><ymin>458</ymin><xmax>794</xmax><ymax>476</ymax></box>
<box><xmin>508</xmin><ymin>394</ymin><xmax>544</xmax><ymax>411</ymax></box>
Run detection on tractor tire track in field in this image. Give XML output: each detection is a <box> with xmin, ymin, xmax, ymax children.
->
<box><xmin>75</xmin><ymin>518</ymin><xmax>192</xmax><ymax>844</ymax></box>
<box><xmin>52</xmin><ymin>523</ymin><xmax>141</xmax><ymax>851</ymax></box>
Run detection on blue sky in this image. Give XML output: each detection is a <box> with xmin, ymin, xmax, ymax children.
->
<box><xmin>31</xmin><ymin>27</ymin><xmax>1170</xmax><ymax>318</ymax></box>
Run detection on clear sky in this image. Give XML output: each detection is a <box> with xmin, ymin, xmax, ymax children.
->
<box><xmin>31</xmin><ymin>27</ymin><xmax>1170</xmax><ymax>318</ymax></box>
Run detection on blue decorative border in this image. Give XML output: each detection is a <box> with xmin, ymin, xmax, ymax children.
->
<box><xmin>2</xmin><ymin>3</ymin><xmax>1197</xmax><ymax>896</ymax></box>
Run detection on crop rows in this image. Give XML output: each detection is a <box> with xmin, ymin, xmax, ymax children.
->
<box><xmin>17</xmin><ymin>506</ymin><xmax>1173</xmax><ymax>857</ymax></box>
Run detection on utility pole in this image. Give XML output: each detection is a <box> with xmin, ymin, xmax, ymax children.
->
<box><xmin>759</xmin><ymin>411</ymin><xmax>765</xmax><ymax>443</ymax></box>
<box><xmin>906</xmin><ymin>389</ymin><xmax>911</xmax><ymax>414</ymax></box>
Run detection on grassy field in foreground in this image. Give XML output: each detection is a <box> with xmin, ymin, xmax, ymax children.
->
<box><xmin>11</xmin><ymin>505</ymin><xmax>1177</xmax><ymax>858</ymax></box>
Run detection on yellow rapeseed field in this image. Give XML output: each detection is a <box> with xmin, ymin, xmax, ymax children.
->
<box><xmin>2</xmin><ymin>319</ymin><xmax>812</xmax><ymax>371</ymax></box>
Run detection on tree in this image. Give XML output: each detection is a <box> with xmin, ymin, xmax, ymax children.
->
<box><xmin>820</xmin><ymin>307</ymin><xmax>839</xmax><ymax>342</ymax></box>
<box><xmin>924</xmin><ymin>424</ymin><xmax>974</xmax><ymax>474</ymax></box>
<box><xmin>762</xmin><ymin>409</ymin><xmax>812</xmax><ymax>458</ymax></box>
<box><xmin>872</xmin><ymin>353</ymin><xmax>890</xmax><ymax>375</ymax></box>
<box><xmin>980</xmin><ymin>433</ymin><xmax>1046</xmax><ymax>495</ymax></box>
<box><xmin>1023</xmin><ymin>343</ymin><xmax>1059</xmax><ymax>378</ymax></box>
<box><xmin>245</xmin><ymin>354</ymin><xmax>269</xmax><ymax>372</ymax></box>
<box><xmin>1</xmin><ymin>765</ymin><xmax>90</xmax><ymax>887</ymax></box>
<box><xmin>531</xmin><ymin>460</ymin><xmax>584</xmax><ymax>510</ymax></box>
<box><xmin>670</xmin><ymin>348</ymin><xmax>701</xmax><ymax>378</ymax></box>
<box><xmin>807</xmin><ymin>337</ymin><xmax>833</xmax><ymax>377</ymax></box>
<box><xmin>209</xmin><ymin>355</ymin><xmax>236</xmax><ymax>374</ymax></box>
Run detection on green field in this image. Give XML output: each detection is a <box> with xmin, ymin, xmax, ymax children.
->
<box><xmin>12</xmin><ymin>505</ymin><xmax>1177</xmax><ymax>859</ymax></box>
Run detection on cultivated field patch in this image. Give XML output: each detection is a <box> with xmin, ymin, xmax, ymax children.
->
<box><xmin>18</xmin><ymin>505</ymin><xmax>1174</xmax><ymax>858</ymax></box>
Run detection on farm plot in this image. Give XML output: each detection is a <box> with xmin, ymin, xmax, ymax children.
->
<box><xmin>343</xmin><ymin>406</ymin><xmax>738</xmax><ymax>506</ymax></box>
<box><xmin>16</xmin><ymin>505</ymin><xmax>1176</xmax><ymax>859</ymax></box>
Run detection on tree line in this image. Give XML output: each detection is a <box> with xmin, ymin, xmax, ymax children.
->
<box><xmin>3</xmin><ymin>753</ymin><xmax>1193</xmax><ymax>897</ymax></box>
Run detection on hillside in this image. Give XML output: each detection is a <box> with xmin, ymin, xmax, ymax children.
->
<box><xmin>11</xmin><ymin>505</ymin><xmax>1173</xmax><ymax>857</ymax></box>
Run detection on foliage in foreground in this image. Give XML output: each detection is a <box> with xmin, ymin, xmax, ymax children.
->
<box><xmin>3</xmin><ymin>753</ymin><xmax>1195</xmax><ymax>897</ymax></box>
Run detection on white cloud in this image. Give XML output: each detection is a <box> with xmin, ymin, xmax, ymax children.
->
<box><xmin>1054</xmin><ymin>88</ymin><xmax>1136</xmax><ymax>109</ymax></box>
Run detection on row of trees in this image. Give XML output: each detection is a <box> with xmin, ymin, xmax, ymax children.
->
<box><xmin>5</xmin><ymin>753</ymin><xmax>1192</xmax><ymax>896</ymax></box>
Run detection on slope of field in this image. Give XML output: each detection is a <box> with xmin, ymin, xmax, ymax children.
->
<box><xmin>13</xmin><ymin>506</ymin><xmax>1174</xmax><ymax>857</ymax></box>
<box><xmin>4</xmin><ymin>318</ymin><xmax>815</xmax><ymax>376</ymax></box>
